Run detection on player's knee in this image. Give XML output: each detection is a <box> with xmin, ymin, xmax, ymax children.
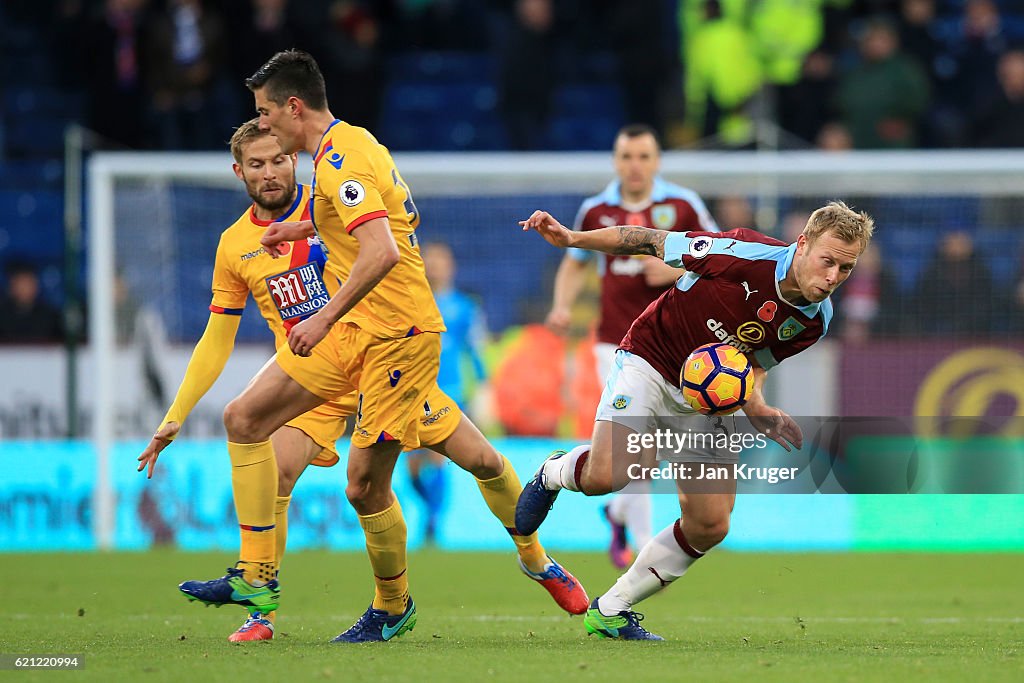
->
<box><xmin>345</xmin><ymin>478</ymin><xmax>389</xmax><ymax>513</ymax></box>
<box><xmin>462</xmin><ymin>445</ymin><xmax>502</xmax><ymax>479</ymax></box>
<box><xmin>223</xmin><ymin>400</ymin><xmax>262</xmax><ymax>442</ymax></box>
<box><xmin>691</xmin><ymin>516</ymin><xmax>730</xmax><ymax>549</ymax></box>
<box><xmin>345</xmin><ymin>479</ymin><xmax>369</xmax><ymax>506</ymax></box>
<box><xmin>579</xmin><ymin>466</ymin><xmax>615</xmax><ymax>496</ymax></box>
<box><xmin>277</xmin><ymin>467</ymin><xmax>300</xmax><ymax>496</ymax></box>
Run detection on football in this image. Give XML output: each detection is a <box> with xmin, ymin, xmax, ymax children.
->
<box><xmin>680</xmin><ymin>343</ymin><xmax>753</xmax><ymax>415</ymax></box>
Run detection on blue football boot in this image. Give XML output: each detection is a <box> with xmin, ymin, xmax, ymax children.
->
<box><xmin>583</xmin><ymin>599</ymin><xmax>664</xmax><ymax>641</ymax></box>
<box><xmin>179</xmin><ymin>565</ymin><xmax>280</xmax><ymax>614</ymax></box>
<box><xmin>514</xmin><ymin>449</ymin><xmax>567</xmax><ymax>536</ymax></box>
<box><xmin>331</xmin><ymin>598</ymin><xmax>417</xmax><ymax>643</ymax></box>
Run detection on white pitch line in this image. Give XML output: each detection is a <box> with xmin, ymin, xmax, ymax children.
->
<box><xmin>10</xmin><ymin>614</ymin><xmax>1024</xmax><ymax>624</ymax></box>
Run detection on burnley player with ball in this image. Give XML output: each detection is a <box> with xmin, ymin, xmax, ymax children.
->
<box><xmin>516</xmin><ymin>201</ymin><xmax>874</xmax><ymax>639</ymax></box>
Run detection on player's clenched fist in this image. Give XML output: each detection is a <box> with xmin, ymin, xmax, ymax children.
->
<box><xmin>287</xmin><ymin>311</ymin><xmax>332</xmax><ymax>357</ymax></box>
<box><xmin>545</xmin><ymin>306</ymin><xmax>572</xmax><ymax>335</ymax></box>
<box><xmin>261</xmin><ymin>219</ymin><xmax>315</xmax><ymax>258</ymax></box>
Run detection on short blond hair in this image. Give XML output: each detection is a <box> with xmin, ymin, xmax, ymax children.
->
<box><xmin>804</xmin><ymin>200</ymin><xmax>875</xmax><ymax>250</ymax></box>
<box><xmin>229</xmin><ymin>118</ymin><xmax>268</xmax><ymax>164</ymax></box>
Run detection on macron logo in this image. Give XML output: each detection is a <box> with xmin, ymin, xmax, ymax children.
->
<box><xmin>326</xmin><ymin>152</ymin><xmax>345</xmax><ymax>170</ymax></box>
<box><xmin>389</xmin><ymin>370</ymin><xmax>403</xmax><ymax>387</ymax></box>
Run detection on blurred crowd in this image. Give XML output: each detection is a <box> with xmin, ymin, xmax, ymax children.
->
<box><xmin>681</xmin><ymin>196</ymin><xmax>1024</xmax><ymax>343</ymax></box>
<box><xmin>6</xmin><ymin>194</ymin><xmax>1024</xmax><ymax>348</ymax></box>
<box><xmin>4</xmin><ymin>0</ymin><xmax>1024</xmax><ymax>152</ymax></box>
<box><xmin>4</xmin><ymin>0</ymin><xmax>1024</xmax><ymax>352</ymax></box>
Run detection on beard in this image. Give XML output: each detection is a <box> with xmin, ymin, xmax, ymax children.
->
<box><xmin>248</xmin><ymin>179</ymin><xmax>297</xmax><ymax>212</ymax></box>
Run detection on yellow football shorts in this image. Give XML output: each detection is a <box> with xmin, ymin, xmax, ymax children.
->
<box><xmin>287</xmin><ymin>383</ymin><xmax>462</xmax><ymax>467</ymax></box>
<box><xmin>284</xmin><ymin>400</ymin><xmax>347</xmax><ymax>468</ymax></box>
<box><xmin>276</xmin><ymin>322</ymin><xmax>441</xmax><ymax>450</ymax></box>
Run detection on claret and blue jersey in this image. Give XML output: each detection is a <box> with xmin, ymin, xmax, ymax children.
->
<box><xmin>568</xmin><ymin>176</ymin><xmax>718</xmax><ymax>345</ymax></box>
<box><xmin>621</xmin><ymin>228</ymin><xmax>832</xmax><ymax>386</ymax></box>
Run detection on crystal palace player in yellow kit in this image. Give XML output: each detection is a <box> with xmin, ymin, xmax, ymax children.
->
<box><xmin>136</xmin><ymin>120</ymin><xmax>584</xmax><ymax>641</ymax></box>
<box><xmin>154</xmin><ymin>54</ymin><xmax>586</xmax><ymax>644</ymax></box>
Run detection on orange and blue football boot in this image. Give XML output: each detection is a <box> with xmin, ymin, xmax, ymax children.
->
<box><xmin>228</xmin><ymin>611</ymin><xmax>275</xmax><ymax>642</ymax></box>
<box><xmin>518</xmin><ymin>555</ymin><xmax>590</xmax><ymax>615</ymax></box>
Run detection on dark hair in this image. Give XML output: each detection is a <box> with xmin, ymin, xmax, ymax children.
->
<box><xmin>245</xmin><ymin>50</ymin><xmax>328</xmax><ymax>111</ymax></box>
<box><xmin>4</xmin><ymin>260</ymin><xmax>37</xmax><ymax>278</ymax></box>
<box><xmin>616</xmin><ymin>123</ymin><xmax>660</xmax><ymax>148</ymax></box>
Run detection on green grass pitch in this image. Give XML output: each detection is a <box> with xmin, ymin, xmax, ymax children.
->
<box><xmin>6</xmin><ymin>550</ymin><xmax>1022</xmax><ymax>682</ymax></box>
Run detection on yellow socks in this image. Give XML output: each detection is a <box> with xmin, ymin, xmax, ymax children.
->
<box><xmin>476</xmin><ymin>456</ymin><xmax>549</xmax><ymax>572</ymax></box>
<box><xmin>229</xmin><ymin>440</ymin><xmax>278</xmax><ymax>585</ymax></box>
<box><xmin>274</xmin><ymin>495</ymin><xmax>291</xmax><ymax>568</ymax></box>
<box><xmin>257</xmin><ymin>496</ymin><xmax>291</xmax><ymax>626</ymax></box>
<box><xmin>358</xmin><ymin>499</ymin><xmax>409</xmax><ymax>615</ymax></box>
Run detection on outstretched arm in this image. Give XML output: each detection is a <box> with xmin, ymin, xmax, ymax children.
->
<box><xmin>138</xmin><ymin>312</ymin><xmax>241</xmax><ymax>478</ymax></box>
<box><xmin>519</xmin><ymin>210</ymin><xmax>667</xmax><ymax>258</ymax></box>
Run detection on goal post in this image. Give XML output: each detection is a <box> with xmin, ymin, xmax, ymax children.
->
<box><xmin>86</xmin><ymin>149</ymin><xmax>1024</xmax><ymax>548</ymax></box>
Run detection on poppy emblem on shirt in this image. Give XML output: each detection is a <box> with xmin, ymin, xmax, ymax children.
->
<box><xmin>340</xmin><ymin>180</ymin><xmax>365</xmax><ymax>207</ymax></box>
<box><xmin>651</xmin><ymin>204</ymin><xmax>677</xmax><ymax>230</ymax></box>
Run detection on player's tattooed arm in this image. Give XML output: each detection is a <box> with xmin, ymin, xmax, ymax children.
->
<box><xmin>519</xmin><ymin>210</ymin><xmax>666</xmax><ymax>257</ymax></box>
<box><xmin>610</xmin><ymin>225</ymin><xmax>667</xmax><ymax>258</ymax></box>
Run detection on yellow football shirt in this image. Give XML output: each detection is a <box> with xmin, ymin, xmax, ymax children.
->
<box><xmin>310</xmin><ymin>119</ymin><xmax>445</xmax><ymax>339</ymax></box>
<box><xmin>210</xmin><ymin>183</ymin><xmax>340</xmax><ymax>346</ymax></box>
